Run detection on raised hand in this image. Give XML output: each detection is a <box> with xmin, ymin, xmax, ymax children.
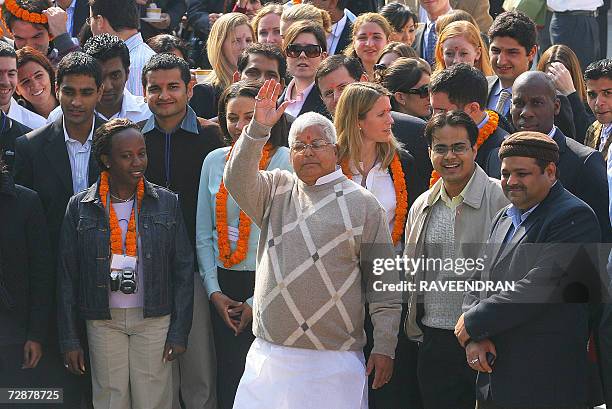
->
<box><xmin>253</xmin><ymin>79</ymin><xmax>290</xmax><ymax>128</ymax></box>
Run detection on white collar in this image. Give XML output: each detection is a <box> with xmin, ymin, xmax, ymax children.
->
<box><xmin>330</xmin><ymin>14</ymin><xmax>347</xmax><ymax>38</ymax></box>
<box><xmin>547</xmin><ymin>126</ymin><xmax>557</xmax><ymax>138</ymax></box>
<box><xmin>63</xmin><ymin>115</ymin><xmax>95</xmax><ymax>144</ymax></box>
<box><xmin>97</xmin><ymin>88</ymin><xmax>146</xmax><ymax>121</ymax></box>
<box><xmin>314</xmin><ymin>167</ymin><xmax>344</xmax><ymax>186</ymax></box>
<box><xmin>477</xmin><ymin>111</ymin><xmax>490</xmax><ymax>129</ymax></box>
<box><xmin>285</xmin><ymin>80</ymin><xmax>315</xmax><ymax>103</ymax></box>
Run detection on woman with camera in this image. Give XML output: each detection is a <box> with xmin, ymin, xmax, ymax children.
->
<box><xmin>57</xmin><ymin>119</ymin><xmax>194</xmax><ymax>409</ymax></box>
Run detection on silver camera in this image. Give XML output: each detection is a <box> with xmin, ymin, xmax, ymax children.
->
<box><xmin>110</xmin><ymin>268</ymin><xmax>138</xmax><ymax>294</ymax></box>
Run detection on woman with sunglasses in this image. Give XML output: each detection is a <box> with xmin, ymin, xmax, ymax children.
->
<box><xmin>196</xmin><ymin>80</ymin><xmax>291</xmax><ymax>409</ymax></box>
<box><xmin>334</xmin><ymin>81</ymin><xmax>427</xmax><ymax>408</ymax></box>
<box><xmin>374</xmin><ymin>42</ymin><xmax>418</xmax><ymax>81</ymax></box>
<box><xmin>378</xmin><ymin>57</ymin><xmax>432</xmax><ymax>120</ymax></box>
<box><xmin>279</xmin><ymin>21</ymin><xmax>329</xmax><ymax>118</ymax></box>
<box><xmin>344</xmin><ymin>13</ymin><xmax>392</xmax><ymax>80</ymax></box>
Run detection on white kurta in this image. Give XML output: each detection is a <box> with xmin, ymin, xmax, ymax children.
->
<box><xmin>233</xmin><ymin>338</ymin><xmax>368</xmax><ymax>409</ymax></box>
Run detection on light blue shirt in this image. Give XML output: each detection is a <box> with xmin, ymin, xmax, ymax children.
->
<box><xmin>63</xmin><ymin>116</ymin><xmax>94</xmax><ymax>194</ymax></box>
<box><xmin>64</xmin><ymin>0</ymin><xmax>76</xmax><ymax>36</ymax></box>
<box><xmin>196</xmin><ymin>145</ymin><xmax>292</xmax><ymax>305</ymax></box>
<box><xmin>504</xmin><ymin>202</ymin><xmax>539</xmax><ymax>243</ymax></box>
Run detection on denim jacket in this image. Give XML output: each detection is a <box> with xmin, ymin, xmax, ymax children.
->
<box><xmin>57</xmin><ymin>178</ymin><xmax>194</xmax><ymax>353</ymax></box>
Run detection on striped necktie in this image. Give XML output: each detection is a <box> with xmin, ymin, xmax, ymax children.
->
<box><xmin>424</xmin><ymin>22</ymin><xmax>436</xmax><ymax>67</ymax></box>
<box><xmin>495</xmin><ymin>89</ymin><xmax>512</xmax><ymax>115</ymax></box>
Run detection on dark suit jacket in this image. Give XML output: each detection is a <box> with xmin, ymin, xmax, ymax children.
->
<box><xmin>390</xmin><ymin>111</ymin><xmax>431</xmax><ymax>182</ymax></box>
<box><xmin>413</xmin><ymin>24</ymin><xmax>425</xmax><ymax>59</ymax></box>
<box><xmin>551</xmin><ymin>128</ymin><xmax>611</xmax><ymax>242</ymax></box>
<box><xmin>70</xmin><ymin>0</ymin><xmax>89</xmax><ymax>38</ymax></box>
<box><xmin>334</xmin><ymin>19</ymin><xmax>353</xmax><ymax>56</ymax></box>
<box><xmin>477</xmin><ymin>125</ymin><xmax>507</xmax><ymax>179</ymax></box>
<box><xmin>486</xmin><ymin>75</ymin><xmax>577</xmax><ymax>139</ymax></box>
<box><xmin>463</xmin><ymin>181</ymin><xmax>601</xmax><ymax>408</ymax></box>
<box><xmin>279</xmin><ymin>85</ymin><xmax>331</xmax><ymax>119</ymax></box>
<box><xmin>13</xmin><ymin>116</ymin><xmax>104</xmax><ymax>253</ymax></box>
<box><xmin>190</xmin><ymin>82</ymin><xmax>222</xmax><ymax>120</ymax></box>
<box><xmin>394</xmin><ymin>148</ymin><xmax>428</xmax><ymax>211</ymax></box>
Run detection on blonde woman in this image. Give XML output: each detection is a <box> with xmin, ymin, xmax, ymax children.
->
<box><xmin>279</xmin><ymin>3</ymin><xmax>331</xmax><ymax>37</ymax></box>
<box><xmin>344</xmin><ymin>13</ymin><xmax>392</xmax><ymax>80</ymax></box>
<box><xmin>251</xmin><ymin>3</ymin><xmax>283</xmax><ymax>46</ymax></box>
<box><xmin>334</xmin><ymin>81</ymin><xmax>426</xmax><ymax>409</ymax></box>
<box><xmin>193</xmin><ymin>13</ymin><xmax>254</xmax><ymax>119</ymax></box>
<box><xmin>434</xmin><ymin>21</ymin><xmax>493</xmax><ymax>75</ymax></box>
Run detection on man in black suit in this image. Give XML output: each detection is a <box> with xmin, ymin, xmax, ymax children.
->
<box><xmin>14</xmin><ymin>52</ymin><xmax>104</xmax><ymax>408</ymax></box>
<box><xmin>485</xmin><ymin>10</ymin><xmax>577</xmax><ymax>140</ymax></box>
<box><xmin>455</xmin><ymin>131</ymin><xmax>601</xmax><ymax>409</ymax></box>
<box><xmin>429</xmin><ymin>63</ymin><xmax>508</xmax><ymax>178</ymax></box>
<box><xmin>411</xmin><ymin>0</ymin><xmax>452</xmax><ymax>66</ymax></box>
<box><xmin>316</xmin><ymin>54</ymin><xmax>432</xmax><ymax>181</ymax></box>
<box><xmin>304</xmin><ymin>0</ymin><xmax>353</xmax><ymax>55</ymax></box>
<box><xmin>510</xmin><ymin>71</ymin><xmax>611</xmax><ymax>242</ymax></box>
<box><xmin>56</xmin><ymin>0</ymin><xmax>89</xmax><ymax>39</ymax></box>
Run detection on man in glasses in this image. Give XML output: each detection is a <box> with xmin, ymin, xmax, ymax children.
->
<box><xmin>279</xmin><ymin>22</ymin><xmax>330</xmax><ymax>119</ymax></box>
<box><xmin>430</xmin><ymin>63</ymin><xmax>509</xmax><ymax>178</ymax></box>
<box><xmin>225</xmin><ymin>79</ymin><xmax>401</xmax><ymax>409</ymax></box>
<box><xmin>404</xmin><ymin>110</ymin><xmax>508</xmax><ymax>409</ymax></box>
<box><xmin>316</xmin><ymin>54</ymin><xmax>432</xmax><ymax>180</ymax></box>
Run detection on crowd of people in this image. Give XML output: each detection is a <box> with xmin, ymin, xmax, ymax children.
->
<box><xmin>0</xmin><ymin>0</ymin><xmax>611</xmax><ymax>409</ymax></box>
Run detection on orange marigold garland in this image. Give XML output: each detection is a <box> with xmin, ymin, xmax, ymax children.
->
<box><xmin>4</xmin><ymin>0</ymin><xmax>48</xmax><ymax>24</ymax></box>
<box><xmin>429</xmin><ymin>110</ymin><xmax>499</xmax><ymax>187</ymax></box>
<box><xmin>99</xmin><ymin>171</ymin><xmax>145</xmax><ymax>257</ymax></box>
<box><xmin>216</xmin><ymin>143</ymin><xmax>273</xmax><ymax>268</ymax></box>
<box><xmin>341</xmin><ymin>152</ymin><xmax>408</xmax><ymax>245</ymax></box>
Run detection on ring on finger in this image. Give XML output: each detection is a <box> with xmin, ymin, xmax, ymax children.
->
<box><xmin>469</xmin><ymin>358</ymin><xmax>479</xmax><ymax>365</ymax></box>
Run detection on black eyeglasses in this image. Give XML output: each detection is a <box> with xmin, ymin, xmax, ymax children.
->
<box><xmin>286</xmin><ymin>44</ymin><xmax>323</xmax><ymax>58</ymax></box>
<box><xmin>404</xmin><ymin>85</ymin><xmax>429</xmax><ymax>99</ymax></box>
<box><xmin>374</xmin><ymin>63</ymin><xmax>387</xmax><ymax>71</ymax></box>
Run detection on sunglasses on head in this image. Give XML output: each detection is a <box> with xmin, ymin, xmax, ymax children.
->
<box><xmin>286</xmin><ymin>44</ymin><xmax>323</xmax><ymax>58</ymax></box>
<box><xmin>374</xmin><ymin>63</ymin><xmax>387</xmax><ymax>71</ymax></box>
<box><xmin>404</xmin><ymin>85</ymin><xmax>429</xmax><ymax>98</ymax></box>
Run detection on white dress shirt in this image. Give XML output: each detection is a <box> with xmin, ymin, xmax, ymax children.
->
<box><xmin>284</xmin><ymin>80</ymin><xmax>315</xmax><ymax>118</ymax></box>
<box><xmin>350</xmin><ymin>163</ymin><xmax>397</xmax><ymax>234</ymax></box>
<box><xmin>63</xmin><ymin>116</ymin><xmax>94</xmax><ymax>194</ymax></box>
<box><xmin>124</xmin><ymin>33</ymin><xmax>156</xmax><ymax>97</ymax></box>
<box><xmin>47</xmin><ymin>89</ymin><xmax>152</xmax><ymax>123</ymax></box>
<box><xmin>6</xmin><ymin>98</ymin><xmax>46</xmax><ymax>129</ymax></box>
<box><xmin>547</xmin><ymin>0</ymin><xmax>602</xmax><ymax>11</ymax></box>
<box><xmin>327</xmin><ymin>14</ymin><xmax>348</xmax><ymax>55</ymax></box>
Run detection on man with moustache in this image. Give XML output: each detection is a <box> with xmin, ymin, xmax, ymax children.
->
<box><xmin>316</xmin><ymin>54</ymin><xmax>432</xmax><ymax>181</ymax></box>
<box><xmin>584</xmin><ymin>59</ymin><xmax>612</xmax><ymax>160</ymax></box>
<box><xmin>141</xmin><ymin>53</ymin><xmax>223</xmax><ymax>409</ymax></box>
<box><xmin>456</xmin><ymin>132</ymin><xmax>601</xmax><ymax>409</ymax></box>
<box><xmin>509</xmin><ymin>71</ymin><xmax>611</xmax><ymax>242</ymax></box>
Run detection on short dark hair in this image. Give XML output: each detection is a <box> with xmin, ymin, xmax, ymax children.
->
<box><xmin>379</xmin><ymin>2</ymin><xmax>418</xmax><ymax>33</ymax></box>
<box><xmin>584</xmin><ymin>58</ymin><xmax>612</xmax><ymax>82</ymax></box>
<box><xmin>147</xmin><ymin>34</ymin><xmax>192</xmax><ymax>64</ymax></box>
<box><xmin>425</xmin><ymin>110</ymin><xmax>479</xmax><ymax>147</ymax></box>
<box><xmin>93</xmin><ymin>118</ymin><xmax>142</xmax><ymax>170</ymax></box>
<box><xmin>237</xmin><ymin>43</ymin><xmax>287</xmax><ymax>80</ymax></box>
<box><xmin>56</xmin><ymin>52</ymin><xmax>102</xmax><ymax>88</ymax></box>
<box><xmin>429</xmin><ymin>63</ymin><xmax>488</xmax><ymax>109</ymax></box>
<box><xmin>488</xmin><ymin>10</ymin><xmax>537</xmax><ymax>54</ymax></box>
<box><xmin>141</xmin><ymin>53</ymin><xmax>191</xmax><ymax>88</ymax></box>
<box><xmin>0</xmin><ymin>41</ymin><xmax>16</xmax><ymax>59</ymax></box>
<box><xmin>2</xmin><ymin>0</ymin><xmax>50</xmax><ymax>32</ymax></box>
<box><xmin>83</xmin><ymin>34</ymin><xmax>130</xmax><ymax>72</ymax></box>
<box><xmin>89</xmin><ymin>0</ymin><xmax>139</xmax><ymax>31</ymax></box>
<box><xmin>315</xmin><ymin>55</ymin><xmax>364</xmax><ymax>87</ymax></box>
<box><xmin>377</xmin><ymin>57</ymin><xmax>431</xmax><ymax>111</ymax></box>
<box><xmin>218</xmin><ymin>80</ymin><xmax>288</xmax><ymax>147</ymax></box>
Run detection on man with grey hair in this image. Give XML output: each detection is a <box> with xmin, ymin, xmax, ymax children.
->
<box><xmin>224</xmin><ymin>80</ymin><xmax>401</xmax><ymax>409</ymax></box>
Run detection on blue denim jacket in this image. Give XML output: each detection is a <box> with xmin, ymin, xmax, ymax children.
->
<box><xmin>57</xmin><ymin>178</ymin><xmax>194</xmax><ymax>353</ymax></box>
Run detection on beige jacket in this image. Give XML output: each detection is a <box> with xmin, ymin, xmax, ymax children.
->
<box><xmin>403</xmin><ymin>165</ymin><xmax>508</xmax><ymax>341</ymax></box>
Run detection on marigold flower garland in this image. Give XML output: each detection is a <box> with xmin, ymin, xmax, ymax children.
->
<box><xmin>341</xmin><ymin>151</ymin><xmax>408</xmax><ymax>245</ymax></box>
<box><xmin>429</xmin><ymin>110</ymin><xmax>500</xmax><ymax>187</ymax></box>
<box><xmin>216</xmin><ymin>143</ymin><xmax>273</xmax><ymax>268</ymax></box>
<box><xmin>99</xmin><ymin>171</ymin><xmax>145</xmax><ymax>257</ymax></box>
<box><xmin>5</xmin><ymin>0</ymin><xmax>48</xmax><ymax>24</ymax></box>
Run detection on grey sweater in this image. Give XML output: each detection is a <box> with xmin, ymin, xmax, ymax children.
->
<box><xmin>224</xmin><ymin>120</ymin><xmax>401</xmax><ymax>357</ymax></box>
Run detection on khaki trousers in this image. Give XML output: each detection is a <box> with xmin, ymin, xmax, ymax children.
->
<box><xmin>86</xmin><ymin>308</ymin><xmax>172</xmax><ymax>409</ymax></box>
<box><xmin>172</xmin><ymin>272</ymin><xmax>217</xmax><ymax>409</ymax></box>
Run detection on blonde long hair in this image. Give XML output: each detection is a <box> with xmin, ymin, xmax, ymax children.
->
<box><xmin>252</xmin><ymin>3</ymin><xmax>283</xmax><ymax>35</ymax></box>
<box><xmin>281</xmin><ymin>3</ymin><xmax>332</xmax><ymax>33</ymax></box>
<box><xmin>434</xmin><ymin>21</ymin><xmax>493</xmax><ymax>76</ymax></box>
<box><xmin>205</xmin><ymin>13</ymin><xmax>254</xmax><ymax>90</ymax></box>
<box><xmin>335</xmin><ymin>82</ymin><xmax>400</xmax><ymax>175</ymax></box>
